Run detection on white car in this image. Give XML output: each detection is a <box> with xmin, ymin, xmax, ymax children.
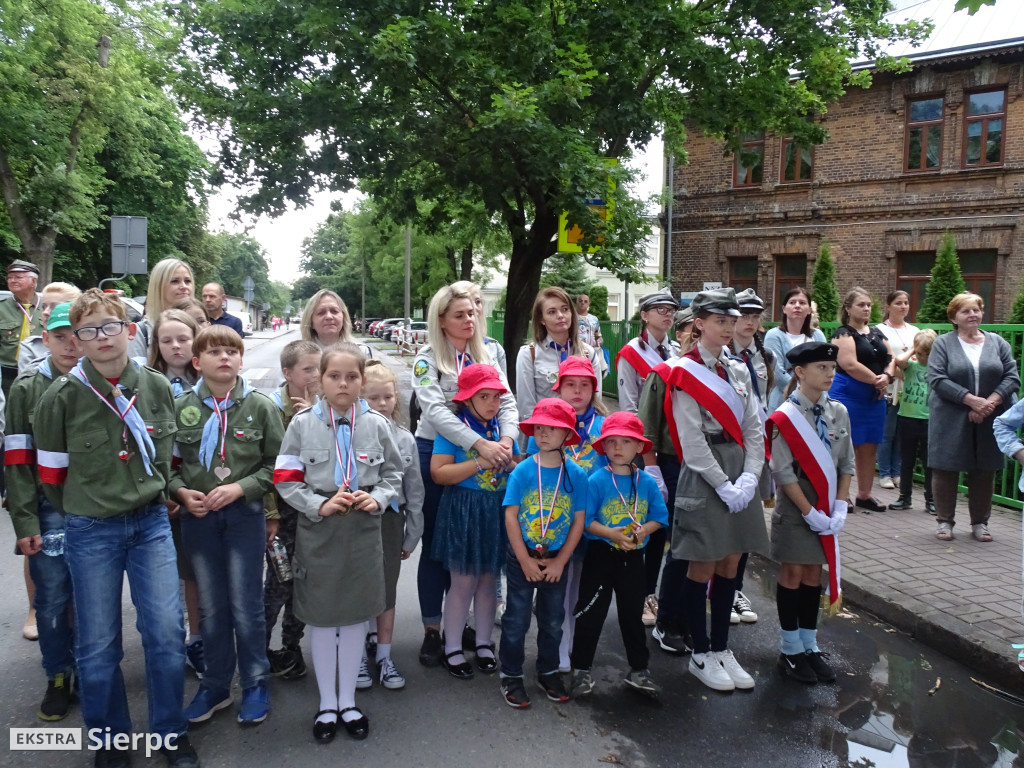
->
<box><xmin>227</xmin><ymin>310</ymin><xmax>253</xmax><ymax>336</ymax></box>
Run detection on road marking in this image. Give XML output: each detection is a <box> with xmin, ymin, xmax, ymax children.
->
<box><xmin>243</xmin><ymin>367</ymin><xmax>270</xmax><ymax>382</ymax></box>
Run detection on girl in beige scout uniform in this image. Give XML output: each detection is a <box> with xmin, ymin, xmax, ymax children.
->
<box><xmin>667</xmin><ymin>288</ymin><xmax>768</xmax><ymax>693</ymax></box>
<box><xmin>274</xmin><ymin>343</ymin><xmax>402</xmax><ymax>743</ymax></box>
<box><xmin>767</xmin><ymin>342</ymin><xmax>853</xmax><ymax>686</ymax></box>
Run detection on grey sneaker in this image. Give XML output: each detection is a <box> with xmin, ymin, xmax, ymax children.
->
<box><xmin>356</xmin><ymin>656</ymin><xmax>373</xmax><ymax>690</ymax></box>
<box><xmin>623</xmin><ymin>668</ymin><xmax>661</xmax><ymax>698</ymax></box>
<box><xmin>377</xmin><ymin>656</ymin><xmax>406</xmax><ymax>690</ymax></box>
<box><xmin>569</xmin><ymin>669</ymin><xmax>594</xmax><ymax>698</ymax></box>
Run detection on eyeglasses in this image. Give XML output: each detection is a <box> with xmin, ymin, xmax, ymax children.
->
<box><xmin>74</xmin><ymin>321</ymin><xmax>127</xmax><ymax>341</ymax></box>
<box><xmin>646</xmin><ymin>306</ymin><xmax>676</xmax><ymax>316</ymax></box>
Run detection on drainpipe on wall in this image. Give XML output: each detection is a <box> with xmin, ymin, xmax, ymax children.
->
<box><xmin>665</xmin><ymin>154</ymin><xmax>674</xmax><ymax>288</ymax></box>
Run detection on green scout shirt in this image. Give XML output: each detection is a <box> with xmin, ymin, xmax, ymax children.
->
<box><xmin>34</xmin><ymin>358</ymin><xmax>177</xmax><ymax>517</ymax></box>
<box><xmin>0</xmin><ymin>296</ymin><xmax>43</xmax><ymax>368</ymax></box>
<box><xmin>5</xmin><ymin>360</ymin><xmax>61</xmax><ymax>538</ymax></box>
<box><xmin>637</xmin><ymin>369</ymin><xmax>677</xmax><ymax>457</ymax></box>
<box><xmin>169</xmin><ymin>378</ymin><xmax>283</xmax><ymax>504</ymax></box>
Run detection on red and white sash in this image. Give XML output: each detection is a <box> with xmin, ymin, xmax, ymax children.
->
<box><xmin>768</xmin><ymin>401</ymin><xmax>841</xmax><ymax>608</ymax></box>
<box><xmin>666</xmin><ymin>357</ymin><xmax>745</xmax><ymax>446</ymax></box>
<box><xmin>615</xmin><ymin>338</ymin><xmax>665</xmax><ymax>383</ymax></box>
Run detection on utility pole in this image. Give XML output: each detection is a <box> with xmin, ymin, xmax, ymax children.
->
<box><xmin>404</xmin><ymin>225</ymin><xmax>412</xmax><ymax>321</ymax></box>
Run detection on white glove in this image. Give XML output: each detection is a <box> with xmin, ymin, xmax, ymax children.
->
<box><xmin>803</xmin><ymin>508</ymin><xmax>832</xmax><ymax>534</ymax></box>
<box><xmin>715</xmin><ymin>481</ymin><xmax>747</xmax><ymax>514</ymax></box>
<box><xmin>734</xmin><ymin>472</ymin><xmax>758</xmax><ymax>506</ymax></box>
<box><xmin>829</xmin><ymin>500</ymin><xmax>848</xmax><ymax>535</ymax></box>
<box><xmin>645</xmin><ymin>465</ymin><xmax>669</xmax><ymax>503</ymax></box>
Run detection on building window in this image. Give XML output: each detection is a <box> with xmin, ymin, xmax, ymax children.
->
<box><xmin>734</xmin><ymin>133</ymin><xmax>764</xmax><ymax>187</ymax></box>
<box><xmin>774</xmin><ymin>255</ymin><xmax>807</xmax><ymax>322</ymax></box>
<box><xmin>729</xmin><ymin>258</ymin><xmax>758</xmax><ymax>295</ymax></box>
<box><xmin>964</xmin><ymin>89</ymin><xmax>1005</xmax><ymax>167</ymax></box>
<box><xmin>898</xmin><ymin>249</ymin><xmax>997</xmax><ymax>321</ymax></box>
<box><xmin>905</xmin><ymin>96</ymin><xmax>943</xmax><ymax>172</ymax></box>
<box><xmin>780</xmin><ymin>139</ymin><xmax>812</xmax><ymax>183</ymax></box>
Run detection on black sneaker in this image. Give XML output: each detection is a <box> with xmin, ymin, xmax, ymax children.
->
<box><xmin>281</xmin><ymin>644</ymin><xmax>306</xmax><ymax>680</ymax></box>
<box><xmin>925</xmin><ymin>500</ymin><xmax>937</xmax><ymax>515</ymax></box>
<box><xmin>537</xmin><ymin>672</ymin><xmax>569</xmax><ymax>702</ymax></box>
<box><xmin>888</xmin><ymin>496</ymin><xmax>912</xmax><ymax>510</ymax></box>
<box><xmin>158</xmin><ymin>733</ymin><xmax>199</xmax><ymax>768</ymax></box>
<box><xmin>804</xmin><ymin>651</ymin><xmax>836</xmax><ymax>683</ymax></box>
<box><xmin>267</xmin><ymin>648</ymin><xmax>297</xmax><ymax>677</ymax></box>
<box><xmin>419</xmin><ymin>628</ymin><xmax>442</xmax><ymax>667</ymax></box>
<box><xmin>94</xmin><ymin>747</ymin><xmax>131</xmax><ymax>768</ymax></box>
<box><xmin>39</xmin><ymin>671</ymin><xmax>74</xmax><ymax>721</ymax></box>
<box><xmin>652</xmin><ymin>622</ymin><xmax>693</xmax><ymax>655</ymax></box>
<box><xmin>778</xmin><ymin>652</ymin><xmax>817</xmax><ymax>684</ymax></box>
<box><xmin>854</xmin><ymin>497</ymin><xmax>885</xmax><ymax>513</ymax></box>
<box><xmin>500</xmin><ymin>677</ymin><xmax>531</xmax><ymax>709</ymax></box>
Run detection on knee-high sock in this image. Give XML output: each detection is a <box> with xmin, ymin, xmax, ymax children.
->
<box><xmin>472</xmin><ymin>574</ymin><xmax>498</xmax><ymax>656</ymax></box>
<box><xmin>776</xmin><ymin>583</ymin><xmax>802</xmax><ymax>655</ymax></box>
<box><xmin>682</xmin><ymin>577</ymin><xmax>710</xmax><ymax>654</ymax></box>
<box><xmin>336</xmin><ymin>623</ymin><xmax>364</xmax><ymax>719</ymax></box>
<box><xmin>443</xmin><ymin>571</ymin><xmax>478</xmax><ymax>663</ymax></box>
<box><xmin>798</xmin><ymin>583</ymin><xmax>822</xmax><ymax>652</ymax></box>
<box><xmin>708</xmin><ymin>574</ymin><xmax>735</xmax><ymax>653</ymax></box>
<box><xmin>310</xmin><ymin>626</ymin><xmax>339</xmax><ymax>720</ymax></box>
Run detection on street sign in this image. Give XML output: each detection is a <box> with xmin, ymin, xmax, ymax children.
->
<box><xmin>110</xmin><ymin>216</ymin><xmax>148</xmax><ymax>275</ymax></box>
<box><xmin>702</xmin><ymin>281</ymin><xmax>722</xmax><ymax>291</ymax></box>
<box><xmin>242</xmin><ymin>277</ymin><xmax>255</xmax><ymax>291</ymax></box>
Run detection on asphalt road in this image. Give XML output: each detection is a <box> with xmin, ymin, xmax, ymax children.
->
<box><xmin>1</xmin><ymin>332</ymin><xmax>1021</xmax><ymax>767</ymax></box>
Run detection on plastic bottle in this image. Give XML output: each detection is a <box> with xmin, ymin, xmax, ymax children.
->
<box><xmin>267</xmin><ymin>537</ymin><xmax>293</xmax><ymax>583</ymax></box>
<box><xmin>41</xmin><ymin>529</ymin><xmax>65</xmax><ymax>557</ymax></box>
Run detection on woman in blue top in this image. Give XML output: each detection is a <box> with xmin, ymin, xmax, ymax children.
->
<box><xmin>763</xmin><ymin>287</ymin><xmax>827</xmax><ymax>412</ymax></box>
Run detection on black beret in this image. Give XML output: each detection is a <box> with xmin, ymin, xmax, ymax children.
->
<box><xmin>786</xmin><ymin>341</ymin><xmax>838</xmax><ymax>367</ymax></box>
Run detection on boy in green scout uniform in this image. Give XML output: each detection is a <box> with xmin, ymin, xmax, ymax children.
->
<box><xmin>6</xmin><ymin>302</ymin><xmax>80</xmax><ymax>722</ymax></box>
<box><xmin>33</xmin><ymin>288</ymin><xmax>197</xmax><ymax>768</ymax></box>
<box><xmin>170</xmin><ymin>325</ymin><xmax>283</xmax><ymax>727</ymax></box>
<box><xmin>0</xmin><ymin>259</ymin><xmax>44</xmax><ymax>394</ymax></box>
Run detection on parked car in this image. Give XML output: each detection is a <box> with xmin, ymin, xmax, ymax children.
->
<box><xmin>357</xmin><ymin>317</ymin><xmax>380</xmax><ymax>333</ymax></box>
<box><xmin>399</xmin><ymin>321</ymin><xmax>428</xmax><ymax>351</ymax></box>
<box><xmin>227</xmin><ymin>310</ymin><xmax>253</xmax><ymax>337</ymax></box>
<box><xmin>375</xmin><ymin>317</ymin><xmax>406</xmax><ymax>340</ymax></box>
<box><xmin>367</xmin><ymin>319</ymin><xmax>385</xmax><ymax>336</ymax></box>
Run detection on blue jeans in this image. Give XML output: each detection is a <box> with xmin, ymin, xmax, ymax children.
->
<box><xmin>29</xmin><ymin>498</ymin><xmax>74</xmax><ymax>679</ymax></box>
<box><xmin>877</xmin><ymin>402</ymin><xmax>901</xmax><ymax>478</ymax></box>
<box><xmin>417</xmin><ymin>437</ymin><xmax>450</xmax><ymax>625</ymax></box>
<box><xmin>498</xmin><ymin>549</ymin><xmax>566</xmax><ymax>679</ymax></box>
<box><xmin>181</xmin><ymin>498</ymin><xmax>269</xmax><ymax>694</ymax></box>
<box><xmin>64</xmin><ymin>502</ymin><xmax>186</xmax><ymax>739</ymax></box>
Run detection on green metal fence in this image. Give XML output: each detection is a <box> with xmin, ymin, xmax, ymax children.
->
<box><xmin>488</xmin><ymin>316</ymin><xmax>1024</xmax><ymax>510</ymax></box>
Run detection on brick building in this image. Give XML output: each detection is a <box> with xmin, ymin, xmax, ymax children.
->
<box><xmin>668</xmin><ymin>31</ymin><xmax>1024</xmax><ymax>322</ymax></box>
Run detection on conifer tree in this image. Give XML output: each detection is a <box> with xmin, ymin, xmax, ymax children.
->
<box><xmin>810</xmin><ymin>242</ymin><xmax>840</xmax><ymax>323</ymax></box>
<box><xmin>917</xmin><ymin>232</ymin><xmax>967</xmax><ymax>323</ymax></box>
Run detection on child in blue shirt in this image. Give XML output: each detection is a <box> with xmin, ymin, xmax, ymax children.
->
<box><xmin>431</xmin><ymin>364</ymin><xmax>518</xmax><ymax>679</ymax></box>
<box><xmin>499</xmin><ymin>398</ymin><xmax>587</xmax><ymax>709</ymax></box>
<box><xmin>569</xmin><ymin>412</ymin><xmax>668</xmax><ymax>699</ymax></box>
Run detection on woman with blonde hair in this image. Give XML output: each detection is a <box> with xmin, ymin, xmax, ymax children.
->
<box><xmin>300</xmin><ymin>289</ymin><xmax>372</xmax><ymax>358</ymax></box>
<box><xmin>450</xmin><ymin>280</ymin><xmax>508</xmax><ymax>376</ymax></box>
<box><xmin>515</xmin><ymin>286</ymin><xmax>602</xmax><ymax>425</ymax></box>
<box><xmin>129</xmin><ymin>257</ymin><xmax>195</xmax><ymax>357</ymax></box>
<box><xmin>412</xmin><ymin>284</ymin><xmax>518</xmax><ymax>666</ymax></box>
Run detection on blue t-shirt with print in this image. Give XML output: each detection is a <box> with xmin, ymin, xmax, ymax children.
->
<box><xmin>432</xmin><ymin>432</ymin><xmax>518</xmax><ymax>491</ymax></box>
<box><xmin>585</xmin><ymin>467</ymin><xmax>669</xmax><ymax>549</ymax></box>
<box><xmin>502</xmin><ymin>455</ymin><xmax>588</xmax><ymax>552</ymax></box>
<box><xmin>526</xmin><ymin>411</ymin><xmax>608</xmax><ymax>477</ymax></box>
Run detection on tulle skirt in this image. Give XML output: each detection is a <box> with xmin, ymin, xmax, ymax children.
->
<box><xmin>431</xmin><ymin>485</ymin><xmax>507</xmax><ymax>576</ymax></box>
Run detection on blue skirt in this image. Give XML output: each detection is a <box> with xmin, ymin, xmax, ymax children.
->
<box><xmin>431</xmin><ymin>485</ymin><xmax>507</xmax><ymax>576</ymax></box>
<box><xmin>830</xmin><ymin>371</ymin><xmax>885</xmax><ymax>445</ymax></box>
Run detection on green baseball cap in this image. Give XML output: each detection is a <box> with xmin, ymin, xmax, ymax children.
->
<box><xmin>47</xmin><ymin>302</ymin><xmax>72</xmax><ymax>331</ymax></box>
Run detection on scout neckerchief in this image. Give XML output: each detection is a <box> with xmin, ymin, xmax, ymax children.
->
<box><xmin>548</xmin><ymin>336</ymin><xmax>570</xmax><ymax>363</ymax></box>
<box><xmin>16</xmin><ymin>294</ymin><xmax>40</xmax><ymax>341</ymax></box>
<box><xmin>197</xmin><ymin>377</ymin><xmax>253</xmax><ymax>478</ymax></box>
<box><xmin>568</xmin><ymin>405</ymin><xmax>598</xmax><ymax>460</ymax></box>
<box><xmin>534</xmin><ymin>455</ymin><xmax>564</xmax><ymax>553</ymax></box>
<box><xmin>767</xmin><ymin>394</ymin><xmax>841</xmax><ymax>612</ymax></box>
<box><xmin>616</xmin><ymin>333</ymin><xmax>666</xmax><ymax>382</ymax></box>
<box><xmin>455</xmin><ymin>349</ymin><xmax>470</xmax><ymax>376</ymax></box>
<box><xmin>330</xmin><ymin>403</ymin><xmax>357</xmax><ymax>491</ymax></box>
<box><xmin>665</xmin><ymin>351</ymin><xmax>745</xmax><ymax>446</ymax></box>
<box><xmin>462</xmin><ymin>407</ymin><xmax>504</xmax><ymax>487</ymax></box>
<box><xmin>71</xmin><ymin>360</ymin><xmax>156</xmax><ymax>476</ymax></box>
<box><xmin>605</xmin><ymin>465</ymin><xmax>641</xmax><ymax>545</ymax></box>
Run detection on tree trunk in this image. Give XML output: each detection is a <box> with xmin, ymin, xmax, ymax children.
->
<box><xmin>24</xmin><ymin>241</ymin><xmax>56</xmax><ymax>285</ymax></box>
<box><xmin>502</xmin><ymin>210</ymin><xmax>559</xmax><ymax>395</ymax></box>
<box><xmin>459</xmin><ymin>244</ymin><xmax>473</xmax><ymax>281</ymax></box>
<box><xmin>0</xmin><ymin>148</ymin><xmax>56</xmax><ymax>283</ymax></box>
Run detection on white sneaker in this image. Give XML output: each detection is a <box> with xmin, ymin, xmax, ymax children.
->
<box><xmin>356</xmin><ymin>656</ymin><xmax>373</xmax><ymax>690</ymax></box>
<box><xmin>733</xmin><ymin>591</ymin><xmax>758</xmax><ymax>623</ymax></box>
<box><xmin>730</xmin><ymin>607</ymin><xmax>741</xmax><ymax>625</ymax></box>
<box><xmin>879</xmin><ymin>476</ymin><xmax>895</xmax><ymax>489</ymax></box>
<box><xmin>715</xmin><ymin>649</ymin><xmax>755</xmax><ymax>690</ymax></box>
<box><xmin>688</xmin><ymin>652</ymin><xmax>735</xmax><ymax>692</ymax></box>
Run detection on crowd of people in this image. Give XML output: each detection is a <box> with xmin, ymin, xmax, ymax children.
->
<box><xmin>5</xmin><ymin>254</ymin><xmax>1022</xmax><ymax>765</ymax></box>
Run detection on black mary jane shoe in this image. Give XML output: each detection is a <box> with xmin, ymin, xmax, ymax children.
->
<box><xmin>313</xmin><ymin>710</ymin><xmax>338</xmax><ymax>743</ymax></box>
<box><xmin>475</xmin><ymin>643</ymin><xmax>498</xmax><ymax>674</ymax></box>
<box><xmin>340</xmin><ymin>706</ymin><xmax>369</xmax><ymax>740</ymax></box>
<box><xmin>854</xmin><ymin>496</ymin><xmax>885</xmax><ymax>513</ymax></box>
<box><xmin>888</xmin><ymin>496</ymin><xmax>912</xmax><ymax>510</ymax></box>
<box><xmin>444</xmin><ymin>650</ymin><xmax>475</xmax><ymax>680</ymax></box>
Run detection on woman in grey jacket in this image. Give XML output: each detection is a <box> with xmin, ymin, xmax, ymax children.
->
<box><xmin>928</xmin><ymin>293</ymin><xmax>1019</xmax><ymax>542</ymax></box>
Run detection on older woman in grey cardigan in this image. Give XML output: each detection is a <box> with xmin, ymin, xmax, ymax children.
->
<box><xmin>928</xmin><ymin>293</ymin><xmax>1019</xmax><ymax>542</ymax></box>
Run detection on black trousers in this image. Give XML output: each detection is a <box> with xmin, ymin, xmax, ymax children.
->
<box><xmin>570</xmin><ymin>541</ymin><xmax>649</xmax><ymax>672</ymax></box>
<box><xmin>897</xmin><ymin>415</ymin><xmax>932</xmax><ymax>501</ymax></box>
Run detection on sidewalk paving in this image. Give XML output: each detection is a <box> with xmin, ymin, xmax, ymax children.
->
<box><xmin>756</xmin><ymin>478</ymin><xmax>1024</xmax><ymax>692</ymax></box>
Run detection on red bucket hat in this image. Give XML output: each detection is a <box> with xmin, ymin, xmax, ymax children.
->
<box><xmin>552</xmin><ymin>355</ymin><xmax>598</xmax><ymax>391</ymax></box>
<box><xmin>519</xmin><ymin>398</ymin><xmax>581</xmax><ymax>446</ymax></box>
<box><xmin>452</xmin><ymin>364</ymin><xmax>509</xmax><ymax>402</ymax></box>
<box><xmin>591</xmin><ymin>411</ymin><xmax>653</xmax><ymax>455</ymax></box>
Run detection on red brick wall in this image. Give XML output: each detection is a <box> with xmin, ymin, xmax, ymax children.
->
<box><xmin>669</xmin><ymin>51</ymin><xmax>1024</xmax><ymax>321</ymax></box>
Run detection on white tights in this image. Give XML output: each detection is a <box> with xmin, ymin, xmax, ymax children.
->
<box><xmin>310</xmin><ymin>623</ymin><xmax>364</xmax><ymax>723</ymax></box>
<box><xmin>443</xmin><ymin>571</ymin><xmax>497</xmax><ymax>664</ymax></box>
